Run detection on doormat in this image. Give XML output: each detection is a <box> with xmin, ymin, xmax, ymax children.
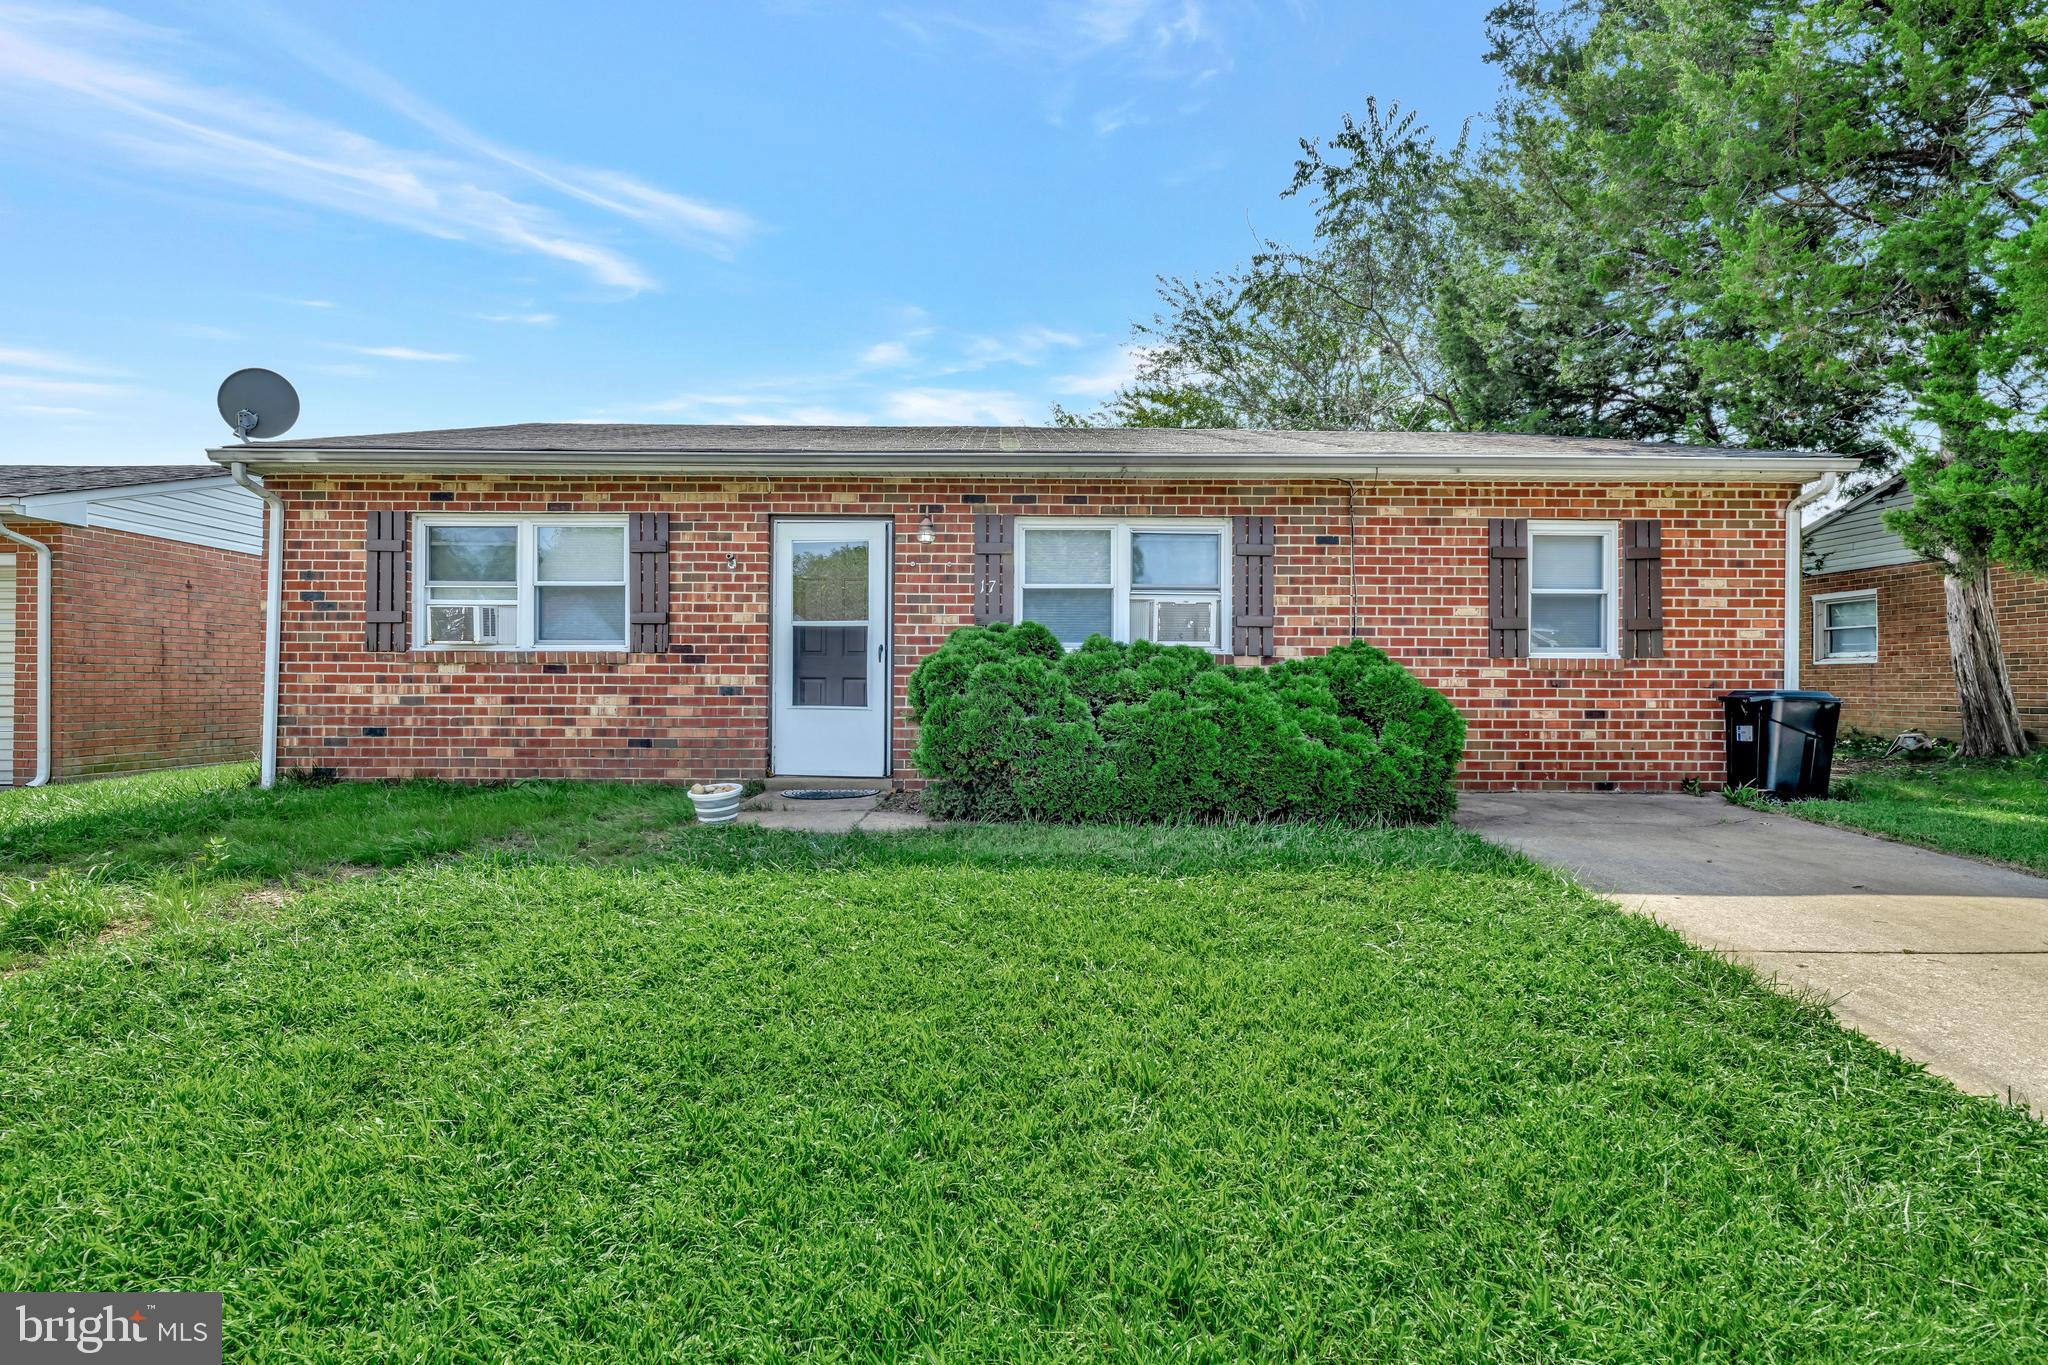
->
<box><xmin>778</xmin><ymin>788</ymin><xmax>882</xmax><ymax>800</ymax></box>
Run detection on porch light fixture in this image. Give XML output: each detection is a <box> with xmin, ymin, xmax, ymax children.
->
<box><xmin>916</xmin><ymin>515</ymin><xmax>936</xmax><ymax>544</ymax></box>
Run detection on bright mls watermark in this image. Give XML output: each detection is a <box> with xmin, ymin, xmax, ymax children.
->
<box><xmin>4</xmin><ymin>1295</ymin><xmax>220</xmax><ymax>1362</ymax></box>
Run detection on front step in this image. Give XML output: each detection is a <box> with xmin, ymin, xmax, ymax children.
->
<box><xmin>761</xmin><ymin>775</ymin><xmax>897</xmax><ymax>793</ymax></box>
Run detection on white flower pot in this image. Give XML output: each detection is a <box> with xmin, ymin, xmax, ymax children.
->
<box><xmin>688</xmin><ymin>782</ymin><xmax>744</xmax><ymax>824</ymax></box>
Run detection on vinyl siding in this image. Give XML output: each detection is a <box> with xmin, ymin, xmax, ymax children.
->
<box><xmin>1805</xmin><ymin>484</ymin><xmax>1918</xmax><ymax>575</ymax></box>
<box><xmin>84</xmin><ymin>482</ymin><xmax>265</xmax><ymax>555</ymax></box>
<box><xmin>11</xmin><ymin>478</ymin><xmax>264</xmax><ymax>556</ymax></box>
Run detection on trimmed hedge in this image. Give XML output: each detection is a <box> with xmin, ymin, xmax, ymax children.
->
<box><xmin>907</xmin><ymin>624</ymin><xmax>1464</xmax><ymax>824</ymax></box>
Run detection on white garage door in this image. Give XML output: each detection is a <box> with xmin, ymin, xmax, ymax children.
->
<box><xmin>0</xmin><ymin>562</ymin><xmax>15</xmax><ymax>786</ymax></box>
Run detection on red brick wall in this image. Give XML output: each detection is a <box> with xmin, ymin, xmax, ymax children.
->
<box><xmin>1802</xmin><ymin>559</ymin><xmax>2048</xmax><ymax>742</ymax></box>
<box><xmin>267</xmin><ymin>474</ymin><xmax>1800</xmax><ymax>792</ymax></box>
<box><xmin>2</xmin><ymin>521</ymin><xmax>264</xmax><ymax>782</ymax></box>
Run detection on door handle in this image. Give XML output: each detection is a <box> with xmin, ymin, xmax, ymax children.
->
<box><xmin>877</xmin><ymin>640</ymin><xmax>887</xmax><ymax>662</ymax></box>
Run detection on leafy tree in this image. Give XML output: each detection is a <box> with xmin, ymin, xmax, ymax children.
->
<box><xmin>1483</xmin><ymin>0</ymin><xmax>2043</xmax><ymax>753</ymax></box>
<box><xmin>1071</xmin><ymin>101</ymin><xmax>1483</xmax><ymax>430</ymax></box>
<box><xmin>1475</xmin><ymin>0</ymin><xmax>1900</xmax><ymax>456</ymax></box>
<box><xmin>1083</xmin><ymin>0</ymin><xmax>2042</xmax><ymax>751</ymax></box>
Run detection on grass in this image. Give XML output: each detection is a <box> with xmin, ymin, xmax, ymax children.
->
<box><xmin>0</xmin><ymin>763</ymin><xmax>727</xmax><ymax>966</ymax></box>
<box><xmin>3</xmin><ymin>768</ymin><xmax>2048</xmax><ymax>1359</ymax></box>
<box><xmin>1760</xmin><ymin>747</ymin><xmax>2048</xmax><ymax>875</ymax></box>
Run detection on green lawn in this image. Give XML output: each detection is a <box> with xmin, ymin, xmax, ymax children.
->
<box><xmin>3</xmin><ymin>768</ymin><xmax>2047</xmax><ymax>1359</ymax></box>
<box><xmin>1780</xmin><ymin>751</ymin><xmax>2048</xmax><ymax>875</ymax></box>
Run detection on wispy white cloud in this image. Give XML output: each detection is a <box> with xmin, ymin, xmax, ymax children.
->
<box><xmin>1091</xmin><ymin>99</ymin><xmax>1143</xmax><ymax>137</ymax></box>
<box><xmin>284</xmin><ymin>298</ymin><xmax>336</xmax><ymax>309</ymax></box>
<box><xmin>477</xmin><ymin>311</ymin><xmax>557</xmax><ymax>326</ymax></box>
<box><xmin>0</xmin><ymin>344</ymin><xmax>104</xmax><ymax>374</ymax></box>
<box><xmin>0</xmin><ymin>340</ymin><xmax>126</xmax><ymax>415</ymax></box>
<box><xmin>859</xmin><ymin>340</ymin><xmax>913</xmax><ymax>367</ymax></box>
<box><xmin>856</xmin><ymin>318</ymin><xmax>1081</xmax><ymax>376</ymax></box>
<box><xmin>884</xmin><ymin>387</ymin><xmax>1035</xmax><ymax>424</ymax></box>
<box><xmin>957</xmin><ymin>325</ymin><xmax>1083</xmax><ymax>369</ymax></box>
<box><xmin>0</xmin><ymin>373</ymin><xmax>127</xmax><ymax>397</ymax></box>
<box><xmin>885</xmin><ymin>0</ymin><xmax>1224</xmax><ymax>130</ymax></box>
<box><xmin>238</xmin><ymin>4</ymin><xmax>755</xmax><ymax>255</ymax></box>
<box><xmin>631</xmin><ymin>390</ymin><xmax>875</xmax><ymax>425</ymax></box>
<box><xmin>889</xmin><ymin>0</ymin><xmax>1219</xmax><ymax>77</ymax></box>
<box><xmin>344</xmin><ymin>345</ymin><xmax>465</xmax><ymax>362</ymax></box>
<box><xmin>625</xmin><ymin>310</ymin><xmax>1093</xmax><ymax>426</ymax></box>
<box><xmin>1052</xmin><ymin>344</ymin><xmax>1151</xmax><ymax>397</ymax></box>
<box><xmin>0</xmin><ymin>3</ymin><xmax>753</xmax><ymax>292</ymax></box>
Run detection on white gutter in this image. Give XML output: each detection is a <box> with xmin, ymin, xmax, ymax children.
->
<box><xmin>1784</xmin><ymin>474</ymin><xmax>1841</xmax><ymax>690</ymax></box>
<box><xmin>228</xmin><ymin>462</ymin><xmax>284</xmax><ymax>789</ymax></box>
<box><xmin>0</xmin><ymin>519</ymin><xmax>52</xmax><ymax>786</ymax></box>
<box><xmin>208</xmin><ymin>447</ymin><xmax>1864</xmax><ymax>483</ymax></box>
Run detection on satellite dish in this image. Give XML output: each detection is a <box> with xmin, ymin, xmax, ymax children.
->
<box><xmin>216</xmin><ymin>368</ymin><xmax>300</xmax><ymax>442</ymax></box>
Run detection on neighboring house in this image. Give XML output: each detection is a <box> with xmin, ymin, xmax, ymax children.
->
<box><xmin>206</xmin><ymin>425</ymin><xmax>1857</xmax><ymax>792</ymax></box>
<box><xmin>0</xmin><ymin>466</ymin><xmax>267</xmax><ymax>784</ymax></box>
<box><xmin>1801</xmin><ymin>475</ymin><xmax>2047</xmax><ymax>743</ymax></box>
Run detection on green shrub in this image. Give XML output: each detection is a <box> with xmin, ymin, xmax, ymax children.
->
<box><xmin>909</xmin><ymin>625</ymin><xmax>1464</xmax><ymax>824</ymax></box>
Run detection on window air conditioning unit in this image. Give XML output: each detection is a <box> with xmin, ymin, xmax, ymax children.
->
<box><xmin>1138</xmin><ymin>597</ymin><xmax>1217</xmax><ymax>647</ymax></box>
<box><xmin>429</xmin><ymin>605</ymin><xmax>507</xmax><ymax>645</ymax></box>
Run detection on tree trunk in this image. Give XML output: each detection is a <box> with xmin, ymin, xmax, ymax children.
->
<box><xmin>1943</xmin><ymin>562</ymin><xmax>2028</xmax><ymax>756</ymax></box>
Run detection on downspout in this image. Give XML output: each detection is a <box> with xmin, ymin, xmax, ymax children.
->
<box><xmin>1335</xmin><ymin>478</ymin><xmax>1360</xmax><ymax>640</ymax></box>
<box><xmin>1784</xmin><ymin>474</ymin><xmax>1841</xmax><ymax>691</ymax></box>
<box><xmin>229</xmin><ymin>462</ymin><xmax>284</xmax><ymax>789</ymax></box>
<box><xmin>1334</xmin><ymin>468</ymin><xmax>1376</xmax><ymax>642</ymax></box>
<box><xmin>0</xmin><ymin>520</ymin><xmax>52</xmax><ymax>786</ymax></box>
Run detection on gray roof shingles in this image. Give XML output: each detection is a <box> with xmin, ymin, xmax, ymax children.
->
<box><xmin>230</xmin><ymin>423</ymin><xmax>1828</xmax><ymax>461</ymax></box>
<box><xmin>0</xmin><ymin>465</ymin><xmax>224</xmax><ymax>499</ymax></box>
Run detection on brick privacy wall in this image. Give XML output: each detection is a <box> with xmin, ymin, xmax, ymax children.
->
<box><xmin>268</xmin><ymin>475</ymin><xmax>1799</xmax><ymax>792</ymax></box>
<box><xmin>2</xmin><ymin>520</ymin><xmax>263</xmax><ymax>782</ymax></box>
<box><xmin>1802</xmin><ymin>558</ymin><xmax>2048</xmax><ymax>742</ymax></box>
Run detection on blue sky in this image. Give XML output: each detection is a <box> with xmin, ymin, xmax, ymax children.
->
<box><xmin>0</xmin><ymin>1</ymin><xmax>1504</xmax><ymax>464</ymax></box>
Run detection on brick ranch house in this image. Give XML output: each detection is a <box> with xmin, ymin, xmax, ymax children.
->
<box><xmin>1802</xmin><ymin>474</ymin><xmax>2046</xmax><ymax>743</ymax></box>
<box><xmin>205</xmin><ymin>425</ymin><xmax>1858</xmax><ymax>792</ymax></box>
<box><xmin>0</xmin><ymin>466</ymin><xmax>266</xmax><ymax>785</ymax></box>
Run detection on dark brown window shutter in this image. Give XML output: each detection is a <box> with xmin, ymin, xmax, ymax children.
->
<box><xmin>1487</xmin><ymin>517</ymin><xmax>1528</xmax><ymax>659</ymax></box>
<box><xmin>364</xmin><ymin>510</ymin><xmax>408</xmax><ymax>652</ymax></box>
<box><xmin>1620</xmin><ymin>518</ymin><xmax>1664</xmax><ymax>659</ymax></box>
<box><xmin>973</xmin><ymin>514</ymin><xmax>1015</xmax><ymax>625</ymax></box>
<box><xmin>629</xmin><ymin>512</ymin><xmax>671</xmax><ymax>653</ymax></box>
<box><xmin>1231</xmin><ymin>515</ymin><xmax>1276</xmax><ymax>657</ymax></box>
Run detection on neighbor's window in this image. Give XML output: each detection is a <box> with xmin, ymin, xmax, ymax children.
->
<box><xmin>418</xmin><ymin>518</ymin><xmax>627</xmax><ymax>649</ymax></box>
<box><xmin>1815</xmin><ymin>590</ymin><xmax>1878</xmax><ymax>662</ymax></box>
<box><xmin>1017</xmin><ymin>521</ymin><xmax>1226</xmax><ymax>649</ymax></box>
<box><xmin>1528</xmin><ymin>523</ymin><xmax>1616</xmax><ymax>657</ymax></box>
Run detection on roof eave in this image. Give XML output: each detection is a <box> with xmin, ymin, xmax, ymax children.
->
<box><xmin>207</xmin><ymin>446</ymin><xmax>1861</xmax><ymax>481</ymax></box>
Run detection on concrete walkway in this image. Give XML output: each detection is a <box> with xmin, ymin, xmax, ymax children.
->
<box><xmin>1458</xmin><ymin>793</ymin><xmax>2048</xmax><ymax>1114</ymax></box>
<box><xmin>736</xmin><ymin>790</ymin><xmax>933</xmax><ymax>834</ymax></box>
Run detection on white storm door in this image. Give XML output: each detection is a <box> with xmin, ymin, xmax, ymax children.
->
<box><xmin>771</xmin><ymin>519</ymin><xmax>890</xmax><ymax>777</ymax></box>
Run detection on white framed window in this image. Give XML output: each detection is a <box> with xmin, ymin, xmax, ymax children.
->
<box><xmin>1015</xmin><ymin>519</ymin><xmax>1229</xmax><ymax>650</ymax></box>
<box><xmin>1814</xmin><ymin>589</ymin><xmax>1878</xmax><ymax>663</ymax></box>
<box><xmin>415</xmin><ymin>516</ymin><xmax>629</xmax><ymax>650</ymax></box>
<box><xmin>1528</xmin><ymin>521</ymin><xmax>1618</xmax><ymax>658</ymax></box>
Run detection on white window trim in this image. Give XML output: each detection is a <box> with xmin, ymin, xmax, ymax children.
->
<box><xmin>412</xmin><ymin>513</ymin><xmax>631</xmax><ymax>652</ymax></box>
<box><xmin>1812</xmin><ymin>588</ymin><xmax>1879</xmax><ymax>664</ymax></box>
<box><xmin>1527</xmin><ymin>520</ymin><xmax>1620</xmax><ymax>659</ymax></box>
<box><xmin>1013</xmin><ymin>517</ymin><xmax>1231</xmax><ymax>650</ymax></box>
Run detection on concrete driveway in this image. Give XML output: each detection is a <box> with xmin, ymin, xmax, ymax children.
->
<box><xmin>1458</xmin><ymin>793</ymin><xmax>2048</xmax><ymax>1114</ymax></box>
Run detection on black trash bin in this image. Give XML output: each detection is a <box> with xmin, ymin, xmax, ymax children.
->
<box><xmin>1719</xmin><ymin>690</ymin><xmax>1842</xmax><ymax>798</ymax></box>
